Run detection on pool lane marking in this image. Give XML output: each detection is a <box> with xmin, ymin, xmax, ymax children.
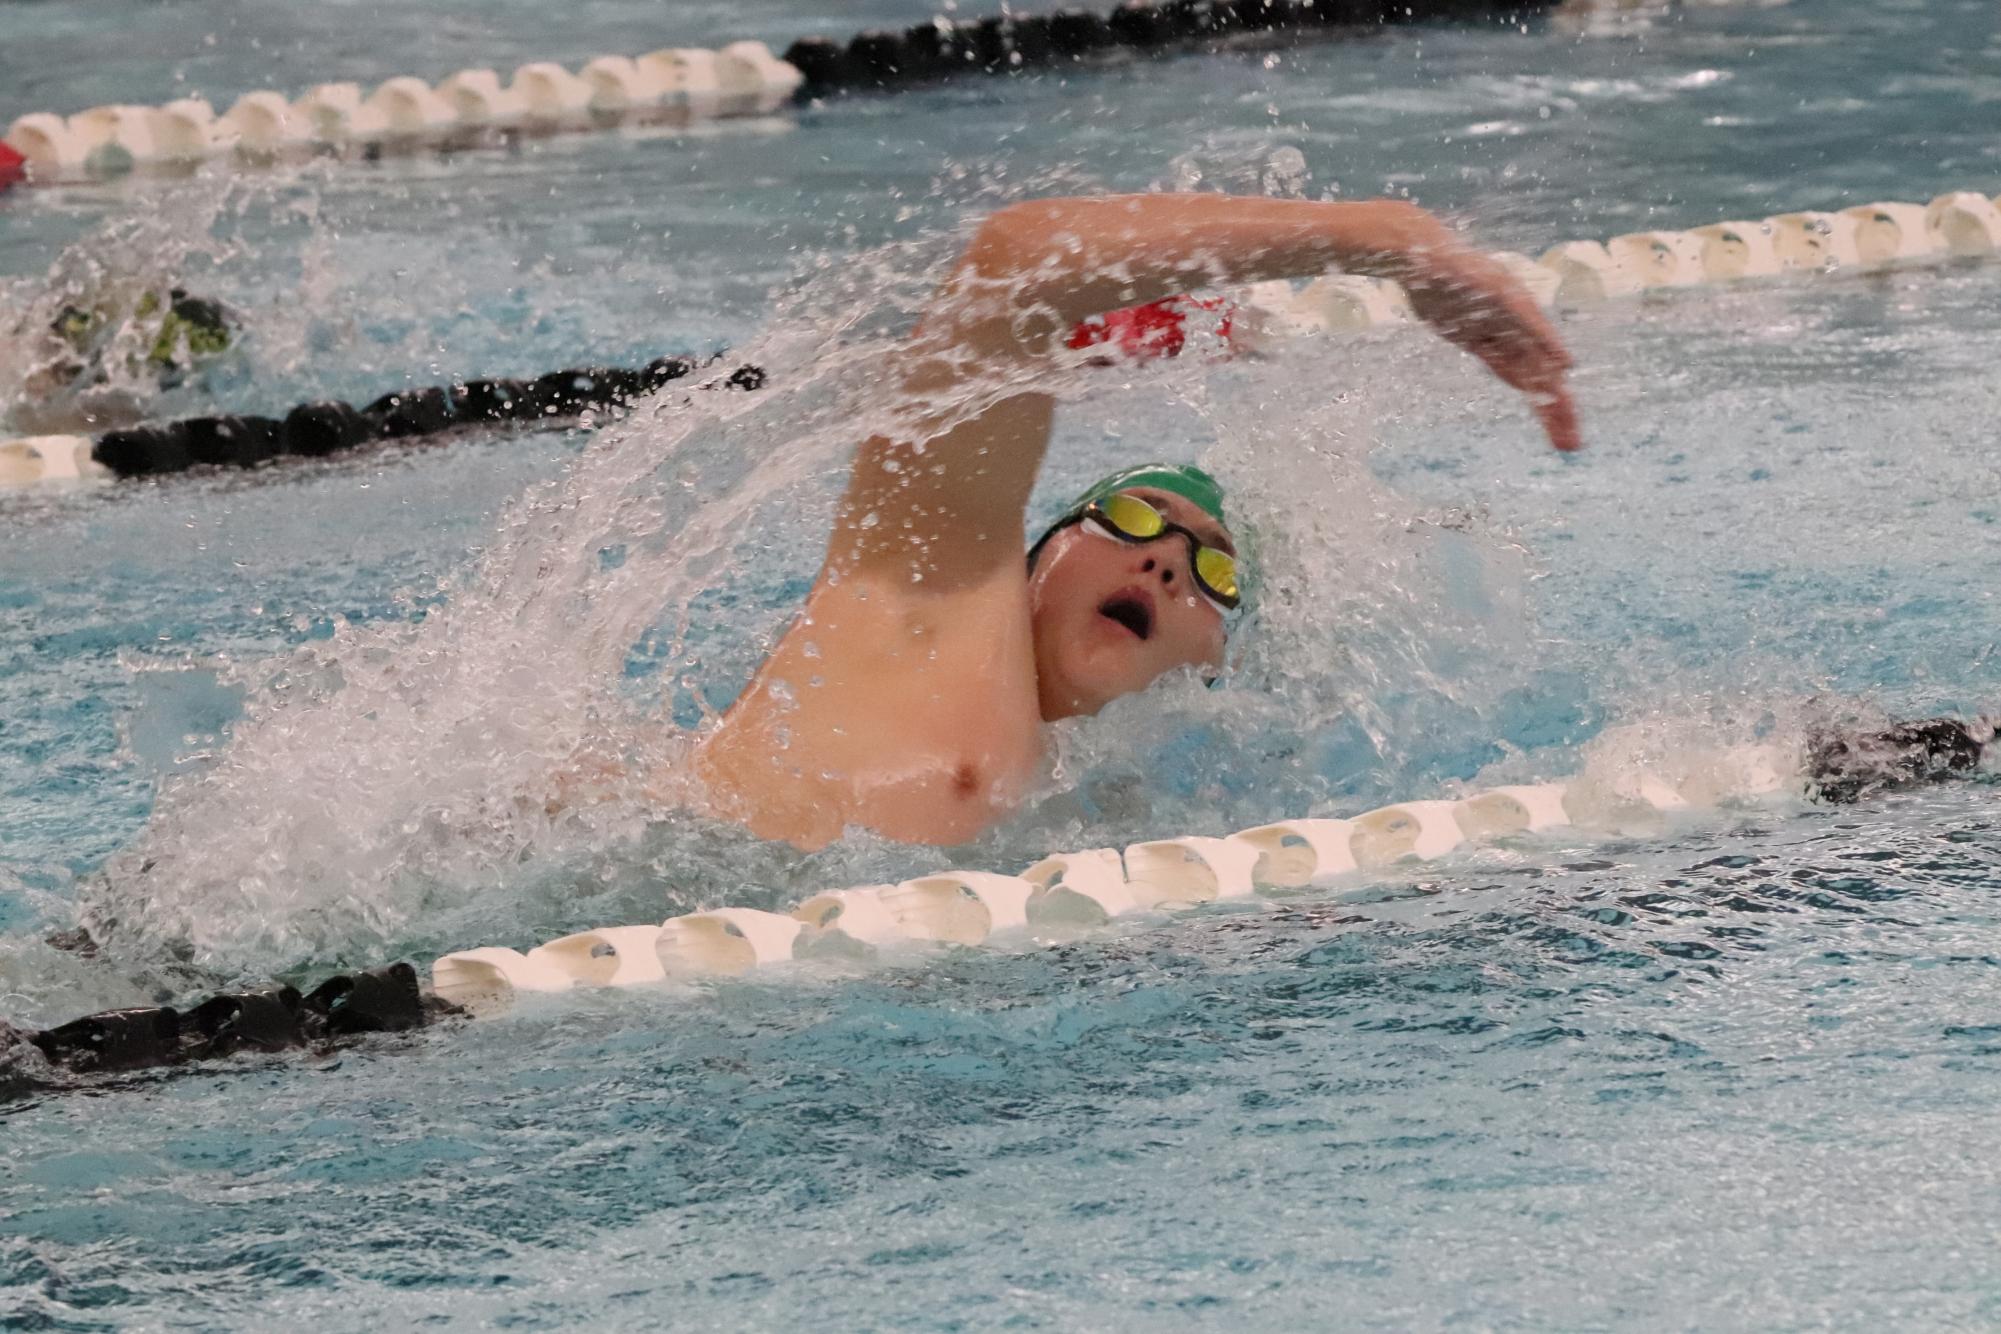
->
<box><xmin>434</xmin><ymin>749</ymin><xmax>1816</xmax><ymax>1015</ymax></box>
<box><xmin>7</xmin><ymin>189</ymin><xmax>1999</xmax><ymax>492</ymax></box>
<box><xmin>0</xmin><ymin>0</ymin><xmax>1764</xmax><ymax>190</ymax></box>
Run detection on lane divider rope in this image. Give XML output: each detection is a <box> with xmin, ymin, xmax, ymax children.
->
<box><xmin>1</xmin><ymin>0</ymin><xmax>1564</xmax><ymax>189</ymax></box>
<box><xmin>0</xmin><ymin>357</ymin><xmax>768</xmax><ymax>488</ymax></box>
<box><xmin>419</xmin><ymin>716</ymin><xmax>1988</xmax><ymax>1008</ymax></box>
<box><xmin>1233</xmin><ymin>189</ymin><xmax>2001</xmax><ymax>341</ymax></box>
<box><xmin>2</xmin><ymin>42</ymin><xmax>803</xmax><ymax>184</ymax></box>
<box><xmin>777</xmin><ymin>0</ymin><xmax>1538</xmax><ymax>96</ymax></box>
<box><xmin>5</xmin><ymin>187</ymin><xmax>1997</xmax><ymax>492</ymax></box>
<box><xmin>425</xmin><ymin>751</ymin><xmax>1797</xmax><ymax>1014</ymax></box>
<box><xmin>0</xmin><ymin>705</ymin><xmax>1987</xmax><ymax>1099</ymax></box>
<box><xmin>0</xmin><ymin>962</ymin><xmax>448</xmax><ymax>1102</ymax></box>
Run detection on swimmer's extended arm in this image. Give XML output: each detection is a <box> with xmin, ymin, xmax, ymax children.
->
<box><xmin>832</xmin><ymin>193</ymin><xmax>1578</xmax><ymax>586</ymax></box>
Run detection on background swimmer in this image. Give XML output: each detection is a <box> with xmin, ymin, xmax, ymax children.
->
<box><xmin>688</xmin><ymin>193</ymin><xmax>1579</xmax><ymax>849</ymax></box>
<box><xmin>2</xmin><ymin>283</ymin><xmax>235</xmax><ymax>434</ymax></box>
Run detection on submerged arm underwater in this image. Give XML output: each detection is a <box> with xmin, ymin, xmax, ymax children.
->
<box><xmin>689</xmin><ymin>192</ymin><xmax>1581</xmax><ymax>850</ymax></box>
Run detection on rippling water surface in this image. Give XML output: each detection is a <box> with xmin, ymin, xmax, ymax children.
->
<box><xmin>3</xmin><ymin>0</ymin><xmax>2000</xmax><ymax>1326</ymax></box>
<box><xmin>9</xmin><ymin>796</ymin><xmax>2001</xmax><ymax>1328</ymax></box>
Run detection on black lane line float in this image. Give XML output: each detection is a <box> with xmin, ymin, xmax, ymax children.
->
<box><xmin>2</xmin><ymin>961</ymin><xmax>464</xmax><ymax>1104</ymax></box>
<box><xmin>85</xmin><ymin>357</ymin><xmax>768</xmax><ymax>481</ymax></box>
<box><xmin>782</xmin><ymin>0</ymin><xmax>1550</xmax><ymax>96</ymax></box>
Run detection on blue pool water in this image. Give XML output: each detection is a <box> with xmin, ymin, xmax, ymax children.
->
<box><xmin>5</xmin><ymin>0</ymin><xmax>2001</xmax><ymax>1326</ymax></box>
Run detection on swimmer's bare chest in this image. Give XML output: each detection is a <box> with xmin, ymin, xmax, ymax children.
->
<box><xmin>693</xmin><ymin>567</ymin><xmax>1046</xmax><ymax>849</ymax></box>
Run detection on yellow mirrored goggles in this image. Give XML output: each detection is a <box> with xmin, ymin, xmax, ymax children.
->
<box><xmin>1081</xmin><ymin>492</ymin><xmax>1242</xmax><ymax>611</ymax></box>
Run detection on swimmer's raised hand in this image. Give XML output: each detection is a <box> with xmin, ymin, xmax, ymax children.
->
<box><xmin>935</xmin><ymin>194</ymin><xmax>1581</xmax><ymax>453</ymax></box>
<box><xmin>1396</xmin><ymin>242</ymin><xmax>1582</xmax><ymax>452</ymax></box>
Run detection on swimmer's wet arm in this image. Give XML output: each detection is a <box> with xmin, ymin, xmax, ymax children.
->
<box><xmin>942</xmin><ymin>194</ymin><xmax>1578</xmax><ymax>449</ymax></box>
<box><xmin>834</xmin><ymin>193</ymin><xmax>1577</xmax><ymax>585</ymax></box>
<box><xmin>937</xmin><ymin>195</ymin><xmax>1450</xmax><ymax>352</ymax></box>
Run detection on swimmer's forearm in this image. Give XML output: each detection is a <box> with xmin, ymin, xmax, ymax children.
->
<box><xmin>934</xmin><ymin>194</ymin><xmax>1454</xmax><ymax>354</ymax></box>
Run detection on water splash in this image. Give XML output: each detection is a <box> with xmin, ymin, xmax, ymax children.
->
<box><xmin>63</xmin><ymin>187</ymin><xmax>1754</xmax><ymax>985</ymax></box>
<box><xmin>70</xmin><ymin>218</ymin><xmax>957</xmax><ymax>974</ymax></box>
<box><xmin>0</xmin><ymin>179</ymin><xmax>251</xmax><ymax>435</ymax></box>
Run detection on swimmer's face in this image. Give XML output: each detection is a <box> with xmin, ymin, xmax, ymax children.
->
<box><xmin>1027</xmin><ymin>488</ymin><xmax>1232</xmax><ymax>720</ymax></box>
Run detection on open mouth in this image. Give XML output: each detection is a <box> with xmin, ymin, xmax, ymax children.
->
<box><xmin>1097</xmin><ymin>592</ymin><xmax>1154</xmax><ymax>642</ymax></box>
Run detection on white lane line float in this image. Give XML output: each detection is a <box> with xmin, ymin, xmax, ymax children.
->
<box><xmin>1537</xmin><ymin>239</ymin><xmax>1643</xmax><ymax>303</ymax></box>
<box><xmin>879</xmin><ymin>871</ymin><xmax>1035</xmax><ymax>944</ymax></box>
<box><xmin>1605</xmin><ymin>231</ymin><xmax>1708</xmax><ymax>288</ymax></box>
<box><xmin>528</xmin><ymin>925</ymin><xmax>670</xmax><ymax>988</ymax></box>
<box><xmin>2</xmin><ymin>41</ymin><xmax>806</xmax><ymax>183</ymax></box>
<box><xmin>1020</xmin><ymin>850</ymin><xmax>1140</xmax><ymax>924</ymax></box>
<box><xmin>1226</xmin><ymin>818</ymin><xmax>1359</xmax><ymax>890</ymax></box>
<box><xmin>12</xmin><ymin>186</ymin><xmax>2001</xmax><ymax>492</ymax></box>
<box><xmin>1123</xmin><ymin>836</ymin><xmax>1261</xmax><ymax>905</ymax></box>
<box><xmin>1768</xmin><ymin>210</ymin><xmax>1862</xmax><ymax>269</ymax></box>
<box><xmin>792</xmin><ymin>884</ymin><xmax>905</xmax><ymax>947</ymax></box>
<box><xmin>432</xmin><ymin>758</ymin><xmax>1805</xmax><ymax>1017</ymax></box>
<box><xmin>220</xmin><ymin>91</ymin><xmax>313</xmax><ymax>154</ymax></box>
<box><xmin>1485</xmin><ymin>250</ymin><xmax>1564</xmax><ymax>308</ymax></box>
<box><xmin>430</xmin><ymin>946</ymin><xmax>576</xmax><ymax>1013</ymax></box>
<box><xmin>1925</xmin><ymin>192</ymin><xmax>2001</xmax><ymax>256</ymax></box>
<box><xmin>1689</xmin><ymin>221</ymin><xmax>1783</xmax><ymax>280</ymax></box>
<box><xmin>0</xmin><ymin>436</ymin><xmax>105</xmax><ymax>486</ymax></box>
<box><xmin>1841</xmin><ymin>201</ymin><xmax>1943</xmax><ymax>265</ymax></box>
<box><xmin>655</xmin><ymin>908</ymin><xmax>802</xmax><ymax>979</ymax></box>
<box><xmin>1233</xmin><ymin>187</ymin><xmax>2001</xmax><ymax>337</ymax></box>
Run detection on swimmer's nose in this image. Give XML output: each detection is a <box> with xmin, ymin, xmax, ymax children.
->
<box><xmin>1140</xmin><ymin>555</ymin><xmax>1179</xmax><ymax>588</ymax></box>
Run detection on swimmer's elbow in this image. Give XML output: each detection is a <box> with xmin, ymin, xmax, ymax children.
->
<box><xmin>963</xmin><ymin>201</ymin><xmax>1072</xmax><ymax>280</ymax></box>
<box><xmin>921</xmin><ymin>203</ymin><xmax>1077</xmax><ymax>355</ymax></box>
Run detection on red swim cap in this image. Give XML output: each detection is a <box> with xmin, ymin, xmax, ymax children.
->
<box><xmin>0</xmin><ymin>141</ymin><xmax>25</xmax><ymax>191</ymax></box>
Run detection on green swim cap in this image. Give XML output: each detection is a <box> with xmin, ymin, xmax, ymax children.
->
<box><xmin>1028</xmin><ymin>462</ymin><xmax>1243</xmax><ymax>600</ymax></box>
<box><xmin>1026</xmin><ymin>461</ymin><xmax>1254</xmax><ymax>622</ymax></box>
<box><xmin>1067</xmin><ymin>462</ymin><xmax>1228</xmax><ymax>527</ymax></box>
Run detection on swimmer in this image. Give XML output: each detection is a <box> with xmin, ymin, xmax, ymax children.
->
<box><xmin>682</xmin><ymin>193</ymin><xmax>1580</xmax><ymax>850</ymax></box>
<box><xmin>4</xmin><ymin>285</ymin><xmax>235</xmax><ymax>433</ymax></box>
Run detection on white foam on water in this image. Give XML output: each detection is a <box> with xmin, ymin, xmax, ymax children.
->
<box><xmin>52</xmin><ymin>188</ymin><xmax>1590</xmax><ymax>980</ymax></box>
<box><xmin>40</xmin><ymin>165</ymin><xmax>1896</xmax><ymax>988</ymax></box>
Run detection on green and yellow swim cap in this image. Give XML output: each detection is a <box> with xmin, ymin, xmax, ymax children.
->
<box><xmin>1065</xmin><ymin>462</ymin><xmax>1228</xmax><ymax>530</ymax></box>
<box><xmin>1029</xmin><ymin>462</ymin><xmax>1247</xmax><ymax>610</ymax></box>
